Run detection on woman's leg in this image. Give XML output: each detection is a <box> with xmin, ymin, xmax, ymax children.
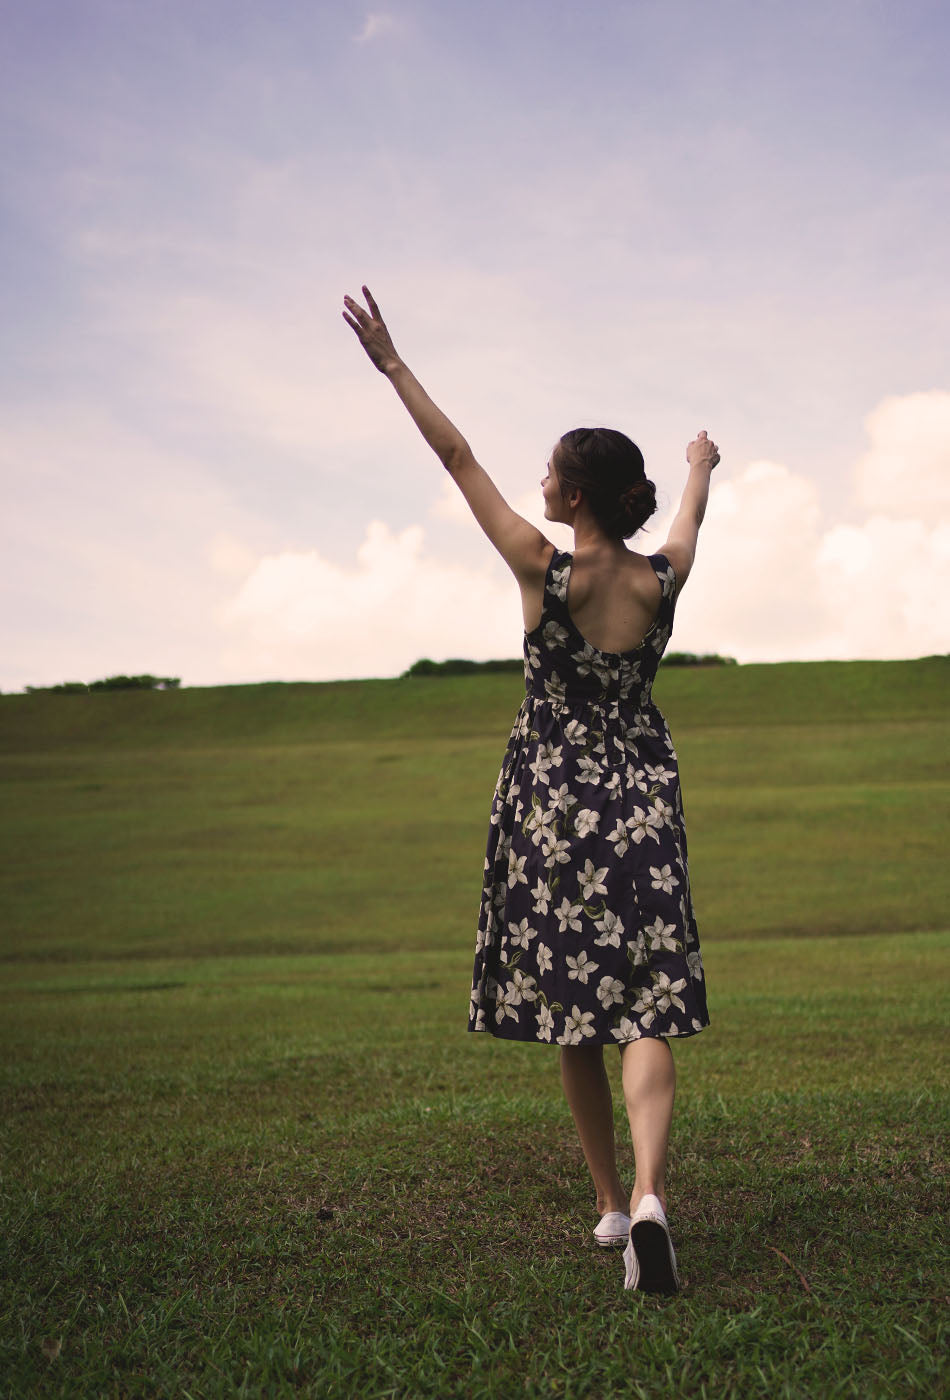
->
<box><xmin>559</xmin><ymin>1044</ymin><xmax>628</xmax><ymax>1215</ymax></box>
<box><xmin>619</xmin><ymin>1037</ymin><xmax>676</xmax><ymax>1215</ymax></box>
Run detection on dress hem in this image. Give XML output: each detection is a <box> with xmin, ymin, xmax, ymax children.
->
<box><xmin>467</xmin><ymin>1020</ymin><xmax>710</xmax><ymax>1046</ymax></box>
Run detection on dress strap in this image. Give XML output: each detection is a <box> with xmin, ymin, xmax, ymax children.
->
<box><xmin>648</xmin><ymin>553</ymin><xmax>678</xmax><ymax>602</ymax></box>
<box><xmin>544</xmin><ymin>549</ymin><xmax>571</xmax><ymax>611</ymax></box>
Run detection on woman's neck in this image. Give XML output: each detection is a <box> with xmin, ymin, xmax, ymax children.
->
<box><xmin>571</xmin><ymin>514</ymin><xmax>629</xmax><ymax>558</ymax></box>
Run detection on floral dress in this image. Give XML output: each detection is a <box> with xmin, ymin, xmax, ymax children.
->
<box><xmin>468</xmin><ymin>549</ymin><xmax>709</xmax><ymax>1047</ymax></box>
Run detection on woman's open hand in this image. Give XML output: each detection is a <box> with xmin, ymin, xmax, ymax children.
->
<box><xmin>342</xmin><ymin>286</ymin><xmax>402</xmax><ymax>375</ymax></box>
<box><xmin>687</xmin><ymin>430</ymin><xmax>720</xmax><ymax>471</ymax></box>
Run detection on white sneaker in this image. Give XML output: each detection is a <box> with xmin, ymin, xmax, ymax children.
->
<box><xmin>623</xmin><ymin>1194</ymin><xmax>679</xmax><ymax>1294</ymax></box>
<box><xmin>593</xmin><ymin>1211</ymin><xmax>631</xmax><ymax>1247</ymax></box>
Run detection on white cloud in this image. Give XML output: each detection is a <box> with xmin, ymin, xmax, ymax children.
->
<box><xmin>220</xmin><ymin>519</ymin><xmax>522</xmax><ymax>679</ymax></box>
<box><xmin>355</xmin><ymin>12</ymin><xmax>398</xmax><ymax>44</ymax></box>
<box><xmin>4</xmin><ymin>391</ymin><xmax>946</xmax><ymax>695</ymax></box>
<box><xmin>853</xmin><ymin>391</ymin><xmax>950</xmax><ymax>517</ymax></box>
<box><xmin>670</xmin><ymin>394</ymin><xmax>950</xmax><ymax>661</ymax></box>
<box><xmin>220</xmin><ymin>389</ymin><xmax>950</xmax><ymax>675</ymax></box>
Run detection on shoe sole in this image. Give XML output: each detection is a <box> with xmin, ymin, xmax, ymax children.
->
<box><xmin>629</xmin><ymin>1219</ymin><xmax>678</xmax><ymax>1294</ymax></box>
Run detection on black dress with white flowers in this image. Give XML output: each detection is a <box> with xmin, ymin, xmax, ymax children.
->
<box><xmin>468</xmin><ymin>549</ymin><xmax>709</xmax><ymax>1047</ymax></box>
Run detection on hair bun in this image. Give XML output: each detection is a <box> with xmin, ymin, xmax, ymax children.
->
<box><xmin>619</xmin><ymin>479</ymin><xmax>657</xmax><ymax>531</ymax></box>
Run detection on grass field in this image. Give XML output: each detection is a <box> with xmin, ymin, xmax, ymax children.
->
<box><xmin>1</xmin><ymin>659</ymin><xmax>948</xmax><ymax>1397</ymax></box>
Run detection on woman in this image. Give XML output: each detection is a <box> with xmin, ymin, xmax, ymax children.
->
<box><xmin>343</xmin><ymin>286</ymin><xmax>719</xmax><ymax>1295</ymax></box>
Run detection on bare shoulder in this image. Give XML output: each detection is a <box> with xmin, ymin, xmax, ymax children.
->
<box><xmin>514</xmin><ymin>535</ymin><xmax>557</xmax><ymax>586</ymax></box>
<box><xmin>625</xmin><ymin>548</ymin><xmax>666</xmax><ymax>598</ymax></box>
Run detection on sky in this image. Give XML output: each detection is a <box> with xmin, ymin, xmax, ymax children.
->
<box><xmin>2</xmin><ymin>0</ymin><xmax>948</xmax><ymax>691</ymax></box>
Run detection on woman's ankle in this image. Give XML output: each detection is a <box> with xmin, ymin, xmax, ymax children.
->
<box><xmin>630</xmin><ymin>1186</ymin><xmax>667</xmax><ymax>1215</ymax></box>
<box><xmin>597</xmin><ymin>1182</ymin><xmax>629</xmax><ymax>1216</ymax></box>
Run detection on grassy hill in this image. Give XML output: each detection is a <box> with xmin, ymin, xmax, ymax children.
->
<box><xmin>1</xmin><ymin>658</ymin><xmax>946</xmax><ymax>961</ymax></box>
<box><xmin>1</xmin><ymin>659</ymin><xmax>947</xmax><ymax>1396</ymax></box>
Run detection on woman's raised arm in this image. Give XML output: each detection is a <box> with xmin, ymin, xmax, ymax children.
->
<box><xmin>660</xmin><ymin>431</ymin><xmax>721</xmax><ymax>588</ymax></box>
<box><xmin>343</xmin><ymin>286</ymin><xmax>551</xmax><ymax>584</ymax></box>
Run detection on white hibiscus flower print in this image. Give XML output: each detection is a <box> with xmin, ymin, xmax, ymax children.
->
<box><xmin>567</xmin><ymin>951</ymin><xmax>599</xmax><ymax>984</ymax></box>
<box><xmin>536</xmin><ymin>942</ymin><xmax>553</xmax><ymax>975</ymax></box>
<box><xmin>556</xmin><ymin>897</ymin><xmax>584</xmax><ymax>933</ymax></box>
<box><xmin>564</xmin><ymin>719</ymin><xmax>588</xmax><ymax>746</ymax></box>
<box><xmin>495</xmin><ymin>983</ymin><xmax>521</xmax><ymax>1023</ymax></box>
<box><xmin>577</xmin><ymin>754</ymin><xmax>602</xmax><ymax>785</ymax></box>
<box><xmin>652</xmin><ymin>972</ymin><xmax>687</xmax><ymax>1015</ymax></box>
<box><xmin>571</xmin><ymin>643</ymin><xmax>598</xmax><ymax>676</ymax></box>
<box><xmin>645</xmin><ymin>764</ymin><xmax>676</xmax><ymax>786</ymax></box>
<box><xmin>644</xmin><ymin>915</ymin><xmax>679</xmax><ymax>952</ymax></box>
<box><xmin>528</xmin><ymin>741</ymin><xmax>563</xmax><ymax>784</ymax></box>
<box><xmin>507</xmin><ymin>854</ymin><xmax>528</xmax><ymax>888</ymax></box>
<box><xmin>537</xmin><ymin>1004</ymin><xmax>555</xmax><ymax>1041</ymax></box>
<box><xmin>650</xmin><ymin>864</ymin><xmax>679</xmax><ymax>894</ymax></box>
<box><xmin>574</xmin><ymin>807</ymin><xmax>600</xmax><ymax>838</ymax></box>
<box><xmin>628</xmin><ymin>932</ymin><xmax>649</xmax><ymax>968</ymax></box>
<box><xmin>656</xmin><ymin>564</ymin><xmax>676</xmax><ymax>598</ymax></box>
<box><xmin>628</xmin><ymin>807</ymin><xmax>662</xmax><ymax>845</ymax></box>
<box><xmin>542</xmin><ymin>836</ymin><xmax>571</xmax><ymax>870</ymax></box>
<box><xmin>542</xmin><ymin>620</ymin><xmax>570</xmax><ymax>649</ymax></box>
<box><xmin>557</xmin><ymin>1005</ymin><xmax>597</xmax><ymax>1044</ymax></box>
<box><xmin>610</xmin><ymin>1017</ymin><xmax>642</xmax><ymax>1044</ymax></box>
<box><xmin>511</xmin><ymin>969</ymin><xmax>538</xmax><ymax>1003</ymax></box>
<box><xmin>544</xmin><ymin>672</ymin><xmax>567</xmax><ymax>706</ymax></box>
<box><xmin>531</xmin><ymin>879</ymin><xmax>552</xmax><ymax>916</ymax></box>
<box><xmin>606</xmin><ymin>818</ymin><xmax>630</xmax><ymax>857</ymax></box>
<box><xmin>580</xmin><ymin>860</ymin><xmax>609</xmax><ymax>900</ymax></box>
<box><xmin>688</xmin><ymin>950</ymin><xmax>704</xmax><ymax>981</ymax></box>
<box><xmin>547</xmin><ymin>783</ymin><xmax>577</xmax><ymax>814</ymax></box>
<box><xmin>525</xmin><ymin>804</ymin><xmax>557</xmax><ymax>847</ymax></box>
<box><xmin>549</xmin><ymin>565</ymin><xmax>569</xmax><ymax>601</ymax></box>
<box><xmin>508</xmin><ymin>918</ymin><xmax>538</xmax><ymax>950</ymax></box>
<box><xmin>593</xmin><ymin>909</ymin><xmax>625</xmax><ymax>947</ymax></box>
<box><xmin>596</xmin><ymin>975</ymin><xmax>625</xmax><ymax>1009</ymax></box>
<box><xmin>618</xmin><ymin>663</ymin><xmax>641</xmax><ymax>700</ymax></box>
<box><xmin>630</xmin><ymin>986</ymin><xmax>657</xmax><ymax>1029</ymax></box>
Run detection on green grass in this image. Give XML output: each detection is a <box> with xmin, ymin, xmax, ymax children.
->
<box><xmin>1</xmin><ymin>659</ymin><xmax>948</xmax><ymax>1396</ymax></box>
<box><xmin>1</xmin><ymin>660</ymin><xmax>946</xmax><ymax>962</ymax></box>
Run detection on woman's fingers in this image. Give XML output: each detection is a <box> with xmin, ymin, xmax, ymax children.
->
<box><xmin>343</xmin><ymin>293</ymin><xmax>370</xmax><ymax>325</ymax></box>
<box><xmin>362</xmin><ymin>285</ymin><xmax>382</xmax><ymax>320</ymax></box>
<box><xmin>343</xmin><ymin>289</ymin><xmax>385</xmax><ymax>331</ymax></box>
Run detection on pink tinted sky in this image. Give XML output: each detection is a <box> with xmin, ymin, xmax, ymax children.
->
<box><xmin>1</xmin><ymin>0</ymin><xmax>947</xmax><ymax>689</ymax></box>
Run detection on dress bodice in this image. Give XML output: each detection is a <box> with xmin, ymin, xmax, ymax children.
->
<box><xmin>523</xmin><ymin>550</ymin><xmax>678</xmax><ymax>712</ymax></box>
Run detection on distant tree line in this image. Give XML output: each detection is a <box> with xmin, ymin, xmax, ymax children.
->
<box><xmin>403</xmin><ymin>658</ymin><xmax>523</xmax><ymax>677</ymax></box>
<box><xmin>662</xmin><ymin>652</ymin><xmax>737</xmax><ymax>667</ymax></box>
<box><xmin>23</xmin><ymin>674</ymin><xmax>181</xmax><ymax>694</ymax></box>
<box><xmin>403</xmin><ymin>653</ymin><xmax>736</xmax><ymax>677</ymax></box>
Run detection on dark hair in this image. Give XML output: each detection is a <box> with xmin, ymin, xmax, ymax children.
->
<box><xmin>554</xmin><ymin>428</ymin><xmax>657</xmax><ymax>541</ymax></box>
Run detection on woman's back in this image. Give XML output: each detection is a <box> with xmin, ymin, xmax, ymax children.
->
<box><xmin>564</xmin><ymin>547</ymin><xmax>666</xmax><ymax>655</ymax></box>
